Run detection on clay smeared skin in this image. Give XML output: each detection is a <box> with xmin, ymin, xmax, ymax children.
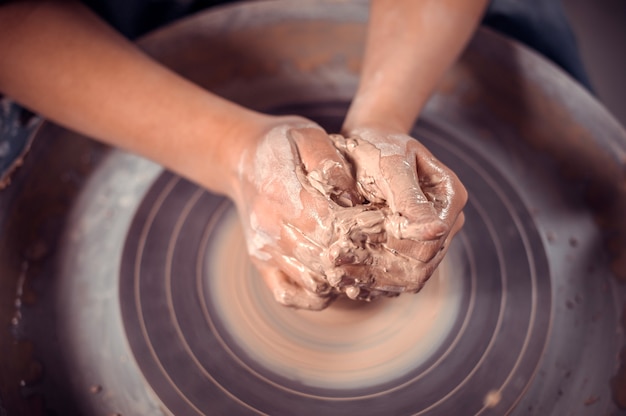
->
<box><xmin>324</xmin><ymin>130</ymin><xmax>466</xmax><ymax>301</ymax></box>
<box><xmin>235</xmin><ymin>120</ymin><xmax>362</xmax><ymax>310</ymax></box>
<box><xmin>235</xmin><ymin>121</ymin><xmax>466</xmax><ymax>310</ymax></box>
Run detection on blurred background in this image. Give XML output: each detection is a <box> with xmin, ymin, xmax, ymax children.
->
<box><xmin>564</xmin><ymin>0</ymin><xmax>626</xmax><ymax>126</ymax></box>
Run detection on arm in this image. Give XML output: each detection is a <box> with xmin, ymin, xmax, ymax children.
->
<box><xmin>0</xmin><ymin>0</ymin><xmax>267</xmax><ymax>196</ymax></box>
<box><xmin>344</xmin><ymin>0</ymin><xmax>488</xmax><ymax>134</ymax></box>
<box><xmin>0</xmin><ymin>1</ymin><xmax>477</xmax><ymax>309</ymax></box>
<box><xmin>334</xmin><ymin>0</ymin><xmax>485</xmax><ymax>281</ymax></box>
<box><xmin>0</xmin><ymin>1</ymin><xmax>363</xmax><ymax>310</ymax></box>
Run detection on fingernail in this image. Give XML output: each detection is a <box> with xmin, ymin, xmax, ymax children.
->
<box><xmin>346</xmin><ymin>285</ymin><xmax>360</xmax><ymax>300</ymax></box>
<box><xmin>333</xmin><ymin>190</ymin><xmax>355</xmax><ymax>207</ymax></box>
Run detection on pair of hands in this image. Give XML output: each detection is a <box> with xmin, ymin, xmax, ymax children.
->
<box><xmin>227</xmin><ymin>116</ymin><xmax>467</xmax><ymax>310</ymax></box>
<box><xmin>0</xmin><ymin>0</ymin><xmax>478</xmax><ymax>312</ymax></box>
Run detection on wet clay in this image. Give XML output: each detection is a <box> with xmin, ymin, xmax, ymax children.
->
<box><xmin>238</xmin><ymin>126</ymin><xmax>450</xmax><ymax>306</ymax></box>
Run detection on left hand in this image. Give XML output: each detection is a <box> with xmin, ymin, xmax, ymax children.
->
<box><xmin>230</xmin><ymin>116</ymin><xmax>365</xmax><ymax>310</ymax></box>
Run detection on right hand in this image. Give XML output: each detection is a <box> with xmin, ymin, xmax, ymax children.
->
<box><xmin>329</xmin><ymin>127</ymin><xmax>467</xmax><ymax>297</ymax></box>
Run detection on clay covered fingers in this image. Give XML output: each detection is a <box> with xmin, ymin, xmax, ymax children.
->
<box><xmin>232</xmin><ymin>118</ymin><xmax>467</xmax><ymax>309</ymax></box>
<box><xmin>233</xmin><ymin>117</ymin><xmax>359</xmax><ymax>309</ymax></box>
<box><xmin>329</xmin><ymin>128</ymin><xmax>467</xmax><ymax>297</ymax></box>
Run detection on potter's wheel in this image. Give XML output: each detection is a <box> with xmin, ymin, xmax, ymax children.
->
<box><xmin>1</xmin><ymin>1</ymin><xmax>626</xmax><ymax>415</ymax></box>
<box><xmin>117</xmin><ymin>114</ymin><xmax>550</xmax><ymax>415</ymax></box>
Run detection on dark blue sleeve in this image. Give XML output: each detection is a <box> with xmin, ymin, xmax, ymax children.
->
<box><xmin>81</xmin><ymin>0</ymin><xmax>238</xmax><ymax>39</ymax></box>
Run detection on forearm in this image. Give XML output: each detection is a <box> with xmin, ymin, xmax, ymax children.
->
<box><xmin>343</xmin><ymin>0</ymin><xmax>488</xmax><ymax>134</ymax></box>
<box><xmin>0</xmin><ymin>1</ymin><xmax>269</xmax><ymax>196</ymax></box>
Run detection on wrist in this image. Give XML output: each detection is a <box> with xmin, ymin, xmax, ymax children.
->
<box><xmin>342</xmin><ymin>111</ymin><xmax>413</xmax><ymax>137</ymax></box>
<box><xmin>190</xmin><ymin>109</ymin><xmax>274</xmax><ymax>198</ymax></box>
<box><xmin>342</xmin><ymin>89</ymin><xmax>426</xmax><ymax>136</ymax></box>
<box><xmin>205</xmin><ymin>113</ymin><xmax>315</xmax><ymax>201</ymax></box>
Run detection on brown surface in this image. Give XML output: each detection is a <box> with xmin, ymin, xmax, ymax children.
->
<box><xmin>564</xmin><ymin>0</ymin><xmax>626</xmax><ymax>127</ymax></box>
<box><xmin>0</xmin><ymin>125</ymin><xmax>106</xmax><ymax>415</ymax></box>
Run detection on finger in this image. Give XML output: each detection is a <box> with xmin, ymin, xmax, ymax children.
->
<box><xmin>377</xmin><ymin>150</ymin><xmax>448</xmax><ymax>241</ymax></box>
<box><xmin>242</xmin><ymin>181</ymin><xmax>332</xmax><ymax>255</ymax></box>
<box><xmin>323</xmin><ymin>264</ymin><xmax>376</xmax><ymax>301</ymax></box>
<box><xmin>409</xmin><ymin>211</ymin><xmax>464</xmax><ymax>278</ymax></box>
<box><xmin>416</xmin><ymin>212</ymin><xmax>465</xmax><ymax>280</ymax></box>
<box><xmin>385</xmin><ymin>209</ymin><xmax>465</xmax><ymax>263</ymax></box>
<box><xmin>253</xmin><ymin>213</ymin><xmax>336</xmax><ymax>298</ymax></box>
<box><xmin>339</xmin><ymin>132</ymin><xmax>448</xmax><ymax>240</ymax></box>
<box><xmin>323</xmin><ymin>212</ymin><xmax>467</xmax><ymax>298</ymax></box>
<box><xmin>410</xmin><ymin>139</ymin><xmax>468</xmax><ymax>226</ymax></box>
<box><xmin>366</xmin><ymin>212</ymin><xmax>465</xmax><ymax>291</ymax></box>
<box><xmin>270</xmin><ymin>226</ymin><xmax>332</xmax><ymax>296</ymax></box>
<box><xmin>289</xmin><ymin>127</ymin><xmax>362</xmax><ymax>207</ymax></box>
<box><xmin>255</xmin><ymin>263</ymin><xmax>332</xmax><ymax>310</ymax></box>
<box><xmin>327</xmin><ymin>253</ymin><xmax>425</xmax><ymax>295</ymax></box>
<box><xmin>385</xmin><ymin>235</ymin><xmax>442</xmax><ymax>263</ymax></box>
<box><xmin>370</xmin><ymin>233</ymin><xmax>450</xmax><ymax>293</ymax></box>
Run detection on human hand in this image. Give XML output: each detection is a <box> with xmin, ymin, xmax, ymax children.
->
<box><xmin>230</xmin><ymin>116</ymin><xmax>365</xmax><ymax>310</ymax></box>
<box><xmin>230</xmin><ymin>118</ymin><xmax>466</xmax><ymax>310</ymax></box>
<box><xmin>327</xmin><ymin>127</ymin><xmax>467</xmax><ymax>297</ymax></box>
